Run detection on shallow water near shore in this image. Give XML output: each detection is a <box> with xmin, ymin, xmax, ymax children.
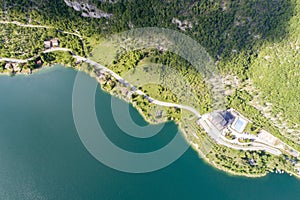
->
<box><xmin>0</xmin><ymin>65</ymin><xmax>300</xmax><ymax>199</ymax></box>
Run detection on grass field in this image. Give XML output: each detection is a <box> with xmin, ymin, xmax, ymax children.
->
<box><xmin>90</xmin><ymin>40</ymin><xmax>119</xmax><ymax>66</ymax></box>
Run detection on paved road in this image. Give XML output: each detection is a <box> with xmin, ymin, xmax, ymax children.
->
<box><xmin>0</xmin><ymin>21</ymin><xmax>294</xmax><ymax>157</ymax></box>
<box><xmin>0</xmin><ymin>54</ymin><xmax>287</xmax><ymax>157</ymax></box>
<box><xmin>43</xmin><ymin>47</ymin><xmax>74</xmax><ymax>54</ymax></box>
<box><xmin>0</xmin><ymin>20</ymin><xmax>201</xmax><ymax>118</ymax></box>
<box><xmin>151</xmin><ymin>99</ymin><xmax>202</xmax><ymax>118</ymax></box>
<box><xmin>0</xmin><ymin>57</ymin><xmax>32</xmax><ymax>63</ymax></box>
<box><xmin>0</xmin><ymin>48</ymin><xmax>76</xmax><ymax>63</ymax></box>
<box><xmin>199</xmin><ymin>114</ymin><xmax>282</xmax><ymax>155</ymax></box>
<box><xmin>85</xmin><ymin>59</ymin><xmax>202</xmax><ymax>119</ymax></box>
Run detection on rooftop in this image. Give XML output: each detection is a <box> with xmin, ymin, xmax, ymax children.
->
<box><xmin>209</xmin><ymin>111</ymin><xmax>228</xmax><ymax>131</ymax></box>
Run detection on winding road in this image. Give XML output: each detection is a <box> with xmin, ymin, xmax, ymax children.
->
<box><xmin>1</xmin><ymin>19</ymin><xmax>298</xmax><ymax>159</ymax></box>
<box><xmin>0</xmin><ymin>48</ymin><xmax>76</xmax><ymax>63</ymax></box>
<box><xmin>0</xmin><ymin>47</ymin><xmax>294</xmax><ymax>158</ymax></box>
<box><xmin>84</xmin><ymin>59</ymin><xmax>203</xmax><ymax>119</ymax></box>
<box><xmin>0</xmin><ymin>20</ymin><xmax>202</xmax><ymax>119</ymax></box>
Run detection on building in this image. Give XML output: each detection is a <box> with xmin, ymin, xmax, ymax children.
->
<box><xmin>249</xmin><ymin>158</ymin><xmax>256</xmax><ymax>166</ymax></box>
<box><xmin>5</xmin><ymin>63</ymin><xmax>12</xmax><ymax>70</ymax></box>
<box><xmin>209</xmin><ymin>111</ymin><xmax>235</xmax><ymax>131</ymax></box>
<box><xmin>44</xmin><ymin>38</ymin><xmax>59</xmax><ymax>49</ymax></box>
<box><xmin>36</xmin><ymin>59</ymin><xmax>43</xmax><ymax>66</ymax></box>
<box><xmin>208</xmin><ymin>109</ymin><xmax>250</xmax><ymax>133</ymax></box>
<box><xmin>12</xmin><ymin>63</ymin><xmax>20</xmax><ymax>71</ymax></box>
<box><xmin>127</xmin><ymin>91</ymin><xmax>134</xmax><ymax>99</ymax></box>
<box><xmin>44</xmin><ymin>41</ymin><xmax>51</xmax><ymax>49</ymax></box>
<box><xmin>51</xmin><ymin>38</ymin><xmax>59</xmax><ymax>47</ymax></box>
<box><xmin>94</xmin><ymin>70</ymin><xmax>102</xmax><ymax>77</ymax></box>
<box><xmin>156</xmin><ymin>110</ymin><xmax>163</xmax><ymax>118</ymax></box>
<box><xmin>121</xmin><ymin>88</ymin><xmax>128</xmax><ymax>96</ymax></box>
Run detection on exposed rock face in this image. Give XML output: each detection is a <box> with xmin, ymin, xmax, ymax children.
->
<box><xmin>172</xmin><ymin>18</ymin><xmax>193</xmax><ymax>31</ymax></box>
<box><xmin>99</xmin><ymin>0</ymin><xmax>119</xmax><ymax>3</ymax></box>
<box><xmin>64</xmin><ymin>0</ymin><xmax>113</xmax><ymax>19</ymax></box>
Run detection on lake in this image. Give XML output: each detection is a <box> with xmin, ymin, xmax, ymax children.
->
<box><xmin>0</xmin><ymin>65</ymin><xmax>299</xmax><ymax>200</ymax></box>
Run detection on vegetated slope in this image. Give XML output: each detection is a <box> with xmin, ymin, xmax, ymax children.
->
<box><xmin>1</xmin><ymin>0</ymin><xmax>300</xmax><ymax>175</ymax></box>
<box><xmin>1</xmin><ymin>0</ymin><xmax>294</xmax><ymax>57</ymax></box>
<box><xmin>249</xmin><ymin>2</ymin><xmax>300</xmax><ymax>141</ymax></box>
<box><xmin>87</xmin><ymin>0</ymin><xmax>294</xmax><ymax>61</ymax></box>
<box><xmin>51</xmin><ymin>0</ymin><xmax>300</xmax><ymax>124</ymax></box>
<box><xmin>1</xmin><ymin>1</ymin><xmax>298</xmax><ymax>132</ymax></box>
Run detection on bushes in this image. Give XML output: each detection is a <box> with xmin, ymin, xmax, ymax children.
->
<box><xmin>227</xmin><ymin>89</ymin><xmax>300</xmax><ymax>152</ymax></box>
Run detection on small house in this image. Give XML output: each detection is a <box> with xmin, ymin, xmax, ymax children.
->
<box><xmin>121</xmin><ymin>88</ymin><xmax>128</xmax><ymax>96</ymax></box>
<box><xmin>209</xmin><ymin>112</ymin><xmax>227</xmax><ymax>131</ymax></box>
<box><xmin>5</xmin><ymin>63</ymin><xmax>12</xmax><ymax>69</ymax></box>
<box><xmin>51</xmin><ymin>38</ymin><xmax>59</xmax><ymax>47</ymax></box>
<box><xmin>36</xmin><ymin>59</ymin><xmax>43</xmax><ymax>66</ymax></box>
<box><xmin>156</xmin><ymin>110</ymin><xmax>163</xmax><ymax>118</ymax></box>
<box><xmin>12</xmin><ymin>63</ymin><xmax>20</xmax><ymax>71</ymax></box>
<box><xmin>44</xmin><ymin>41</ymin><xmax>51</xmax><ymax>49</ymax></box>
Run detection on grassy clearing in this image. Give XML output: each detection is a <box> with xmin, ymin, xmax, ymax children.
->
<box><xmin>141</xmin><ymin>83</ymin><xmax>178</xmax><ymax>103</ymax></box>
<box><xmin>90</xmin><ymin>40</ymin><xmax>119</xmax><ymax>66</ymax></box>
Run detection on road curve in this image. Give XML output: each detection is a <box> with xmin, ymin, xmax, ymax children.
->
<box><xmin>0</xmin><ymin>48</ymin><xmax>77</xmax><ymax>63</ymax></box>
<box><xmin>2</xmin><ymin>49</ymin><xmax>295</xmax><ymax>158</ymax></box>
<box><xmin>84</xmin><ymin>59</ymin><xmax>202</xmax><ymax>119</ymax></box>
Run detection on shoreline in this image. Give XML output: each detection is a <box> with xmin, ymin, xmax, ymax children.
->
<box><xmin>0</xmin><ymin>64</ymin><xmax>297</xmax><ymax>179</ymax></box>
<box><xmin>189</xmin><ymin>143</ymin><xmax>268</xmax><ymax>178</ymax></box>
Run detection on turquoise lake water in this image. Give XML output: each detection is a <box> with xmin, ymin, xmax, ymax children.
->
<box><xmin>0</xmin><ymin>65</ymin><xmax>300</xmax><ymax>199</ymax></box>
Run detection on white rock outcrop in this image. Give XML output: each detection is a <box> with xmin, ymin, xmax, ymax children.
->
<box><xmin>64</xmin><ymin>0</ymin><xmax>113</xmax><ymax>19</ymax></box>
<box><xmin>172</xmin><ymin>18</ymin><xmax>193</xmax><ymax>31</ymax></box>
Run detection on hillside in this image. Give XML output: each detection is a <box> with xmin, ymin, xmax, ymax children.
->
<box><xmin>0</xmin><ymin>0</ymin><xmax>299</xmax><ymax>176</ymax></box>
